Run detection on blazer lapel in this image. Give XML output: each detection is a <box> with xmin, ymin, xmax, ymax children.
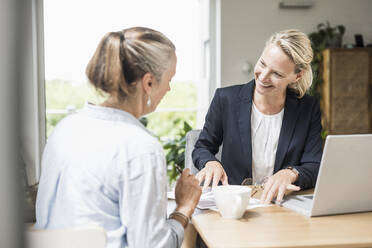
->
<box><xmin>274</xmin><ymin>90</ymin><xmax>301</xmax><ymax>172</ymax></box>
<box><xmin>236</xmin><ymin>81</ymin><xmax>255</xmax><ymax>177</ymax></box>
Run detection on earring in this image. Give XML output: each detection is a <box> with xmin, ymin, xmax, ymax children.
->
<box><xmin>147</xmin><ymin>96</ymin><xmax>151</xmax><ymax>106</ymax></box>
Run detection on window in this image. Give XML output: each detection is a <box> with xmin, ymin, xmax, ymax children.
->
<box><xmin>22</xmin><ymin>0</ymin><xmax>220</xmax><ymax>183</ymax></box>
<box><xmin>43</xmin><ymin>0</ymin><xmax>209</xmax><ymax>138</ymax></box>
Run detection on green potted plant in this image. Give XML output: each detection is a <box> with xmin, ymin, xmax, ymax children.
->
<box><xmin>308</xmin><ymin>21</ymin><xmax>345</xmax><ymax>98</ymax></box>
<box><xmin>141</xmin><ymin>116</ymin><xmax>194</xmax><ymax>184</ymax></box>
<box><xmin>163</xmin><ymin>120</ymin><xmax>192</xmax><ymax>183</ymax></box>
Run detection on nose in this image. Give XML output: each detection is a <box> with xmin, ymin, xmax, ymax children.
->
<box><xmin>258</xmin><ymin>69</ymin><xmax>270</xmax><ymax>82</ymax></box>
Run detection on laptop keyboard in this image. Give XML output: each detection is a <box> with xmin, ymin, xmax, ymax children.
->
<box><xmin>282</xmin><ymin>194</ymin><xmax>314</xmax><ymax>216</ymax></box>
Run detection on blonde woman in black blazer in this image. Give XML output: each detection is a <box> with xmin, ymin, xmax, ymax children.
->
<box><xmin>192</xmin><ymin>30</ymin><xmax>322</xmax><ymax>204</ymax></box>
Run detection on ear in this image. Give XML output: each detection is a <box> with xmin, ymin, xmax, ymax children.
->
<box><xmin>141</xmin><ymin>72</ymin><xmax>154</xmax><ymax>95</ymax></box>
<box><xmin>294</xmin><ymin>70</ymin><xmax>304</xmax><ymax>83</ymax></box>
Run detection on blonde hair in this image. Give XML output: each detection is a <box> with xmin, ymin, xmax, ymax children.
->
<box><xmin>266</xmin><ymin>29</ymin><xmax>313</xmax><ymax>98</ymax></box>
<box><xmin>86</xmin><ymin>27</ymin><xmax>175</xmax><ymax>101</ymax></box>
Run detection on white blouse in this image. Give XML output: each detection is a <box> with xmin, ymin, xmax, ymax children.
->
<box><xmin>251</xmin><ymin>103</ymin><xmax>284</xmax><ymax>184</ymax></box>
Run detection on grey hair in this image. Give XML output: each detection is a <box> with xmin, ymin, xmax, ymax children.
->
<box><xmin>86</xmin><ymin>27</ymin><xmax>175</xmax><ymax>101</ymax></box>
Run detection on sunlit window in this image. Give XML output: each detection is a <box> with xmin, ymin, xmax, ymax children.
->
<box><xmin>44</xmin><ymin>0</ymin><xmax>204</xmax><ymax>138</ymax></box>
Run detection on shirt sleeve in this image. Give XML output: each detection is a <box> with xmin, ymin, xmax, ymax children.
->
<box><xmin>192</xmin><ymin>89</ymin><xmax>224</xmax><ymax>170</ymax></box>
<box><xmin>293</xmin><ymin>99</ymin><xmax>323</xmax><ymax>189</ymax></box>
<box><xmin>119</xmin><ymin>146</ymin><xmax>184</xmax><ymax>248</ymax></box>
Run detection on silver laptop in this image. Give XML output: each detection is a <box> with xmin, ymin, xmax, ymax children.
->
<box><xmin>282</xmin><ymin>134</ymin><xmax>372</xmax><ymax>217</ymax></box>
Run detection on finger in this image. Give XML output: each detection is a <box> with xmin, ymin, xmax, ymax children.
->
<box><xmin>182</xmin><ymin>168</ymin><xmax>190</xmax><ymax>176</ymax></box>
<box><xmin>221</xmin><ymin>172</ymin><xmax>229</xmax><ymax>185</ymax></box>
<box><xmin>195</xmin><ymin>172</ymin><xmax>200</xmax><ymax>182</ymax></box>
<box><xmin>276</xmin><ymin>185</ymin><xmax>286</xmax><ymax>204</ymax></box>
<box><xmin>203</xmin><ymin>173</ymin><xmax>212</xmax><ymax>190</ymax></box>
<box><xmin>192</xmin><ymin>176</ymin><xmax>202</xmax><ymax>190</ymax></box>
<box><xmin>212</xmin><ymin>171</ymin><xmax>221</xmax><ymax>187</ymax></box>
<box><xmin>260</xmin><ymin>178</ymin><xmax>273</xmax><ymax>203</ymax></box>
<box><xmin>264</xmin><ymin>184</ymin><xmax>278</xmax><ymax>205</ymax></box>
<box><xmin>195</xmin><ymin>171</ymin><xmax>205</xmax><ymax>185</ymax></box>
<box><xmin>189</xmin><ymin>174</ymin><xmax>198</xmax><ymax>183</ymax></box>
<box><xmin>286</xmin><ymin>184</ymin><xmax>301</xmax><ymax>191</ymax></box>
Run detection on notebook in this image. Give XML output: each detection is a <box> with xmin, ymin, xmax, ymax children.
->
<box><xmin>282</xmin><ymin>134</ymin><xmax>372</xmax><ymax>217</ymax></box>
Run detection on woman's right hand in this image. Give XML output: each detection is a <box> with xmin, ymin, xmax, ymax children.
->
<box><xmin>174</xmin><ymin>168</ymin><xmax>202</xmax><ymax>217</ymax></box>
<box><xmin>195</xmin><ymin>161</ymin><xmax>228</xmax><ymax>190</ymax></box>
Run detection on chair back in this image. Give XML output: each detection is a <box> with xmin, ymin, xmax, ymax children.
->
<box><xmin>185</xmin><ymin>129</ymin><xmax>222</xmax><ymax>174</ymax></box>
<box><xmin>26</xmin><ymin>226</ymin><xmax>106</xmax><ymax>248</ymax></box>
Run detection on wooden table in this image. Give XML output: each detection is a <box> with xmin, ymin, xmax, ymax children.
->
<box><xmin>191</xmin><ymin>189</ymin><xmax>372</xmax><ymax>248</ymax></box>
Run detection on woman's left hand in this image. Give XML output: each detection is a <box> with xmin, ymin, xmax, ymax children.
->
<box><xmin>260</xmin><ymin>169</ymin><xmax>301</xmax><ymax>204</ymax></box>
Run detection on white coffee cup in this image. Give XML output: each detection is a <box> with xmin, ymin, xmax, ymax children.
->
<box><xmin>212</xmin><ymin>185</ymin><xmax>252</xmax><ymax>219</ymax></box>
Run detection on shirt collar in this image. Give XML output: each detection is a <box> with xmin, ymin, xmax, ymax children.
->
<box><xmin>82</xmin><ymin>102</ymin><xmax>154</xmax><ymax>136</ymax></box>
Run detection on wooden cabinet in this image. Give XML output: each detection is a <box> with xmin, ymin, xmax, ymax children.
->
<box><xmin>321</xmin><ymin>48</ymin><xmax>372</xmax><ymax>134</ymax></box>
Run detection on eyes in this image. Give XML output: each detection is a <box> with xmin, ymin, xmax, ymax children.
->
<box><xmin>259</xmin><ymin>60</ymin><xmax>284</xmax><ymax>78</ymax></box>
<box><xmin>274</xmin><ymin>72</ymin><xmax>283</xmax><ymax>78</ymax></box>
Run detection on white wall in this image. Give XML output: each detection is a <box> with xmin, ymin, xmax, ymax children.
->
<box><xmin>220</xmin><ymin>0</ymin><xmax>372</xmax><ymax>87</ymax></box>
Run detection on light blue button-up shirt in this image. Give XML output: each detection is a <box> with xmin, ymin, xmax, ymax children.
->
<box><xmin>35</xmin><ymin>103</ymin><xmax>184</xmax><ymax>247</ymax></box>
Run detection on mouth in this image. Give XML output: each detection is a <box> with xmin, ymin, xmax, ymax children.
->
<box><xmin>257</xmin><ymin>80</ymin><xmax>273</xmax><ymax>88</ymax></box>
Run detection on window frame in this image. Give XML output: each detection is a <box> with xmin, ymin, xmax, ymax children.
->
<box><xmin>21</xmin><ymin>0</ymin><xmax>46</xmax><ymax>185</ymax></box>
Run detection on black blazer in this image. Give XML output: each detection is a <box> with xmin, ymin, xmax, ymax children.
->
<box><xmin>192</xmin><ymin>80</ymin><xmax>323</xmax><ymax>189</ymax></box>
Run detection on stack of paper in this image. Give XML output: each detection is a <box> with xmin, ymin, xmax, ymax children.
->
<box><xmin>167</xmin><ymin>187</ymin><xmax>269</xmax><ymax>211</ymax></box>
<box><xmin>197</xmin><ymin>190</ymin><xmax>216</xmax><ymax>210</ymax></box>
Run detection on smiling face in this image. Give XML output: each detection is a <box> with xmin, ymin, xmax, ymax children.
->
<box><xmin>254</xmin><ymin>44</ymin><xmax>301</xmax><ymax>98</ymax></box>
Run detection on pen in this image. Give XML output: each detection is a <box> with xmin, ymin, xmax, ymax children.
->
<box><xmin>175</xmin><ymin>164</ymin><xmax>183</xmax><ymax>174</ymax></box>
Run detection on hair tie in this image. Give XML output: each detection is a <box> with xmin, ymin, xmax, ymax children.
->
<box><xmin>119</xmin><ymin>32</ymin><xmax>125</xmax><ymax>43</ymax></box>
<box><xmin>118</xmin><ymin>32</ymin><xmax>126</xmax><ymax>81</ymax></box>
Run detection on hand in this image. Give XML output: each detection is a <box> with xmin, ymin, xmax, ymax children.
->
<box><xmin>175</xmin><ymin>168</ymin><xmax>202</xmax><ymax>217</ymax></box>
<box><xmin>260</xmin><ymin>169</ymin><xmax>300</xmax><ymax>205</ymax></box>
<box><xmin>195</xmin><ymin>161</ymin><xmax>228</xmax><ymax>190</ymax></box>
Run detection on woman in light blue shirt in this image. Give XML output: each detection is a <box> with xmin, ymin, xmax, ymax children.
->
<box><xmin>35</xmin><ymin>27</ymin><xmax>202</xmax><ymax>248</ymax></box>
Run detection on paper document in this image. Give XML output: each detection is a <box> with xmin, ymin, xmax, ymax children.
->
<box><xmin>197</xmin><ymin>190</ymin><xmax>268</xmax><ymax>211</ymax></box>
<box><xmin>167</xmin><ymin>187</ymin><xmax>212</xmax><ymax>201</ymax></box>
<box><xmin>167</xmin><ymin>187</ymin><xmax>270</xmax><ymax>211</ymax></box>
<box><xmin>197</xmin><ymin>189</ymin><xmax>216</xmax><ymax>210</ymax></box>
